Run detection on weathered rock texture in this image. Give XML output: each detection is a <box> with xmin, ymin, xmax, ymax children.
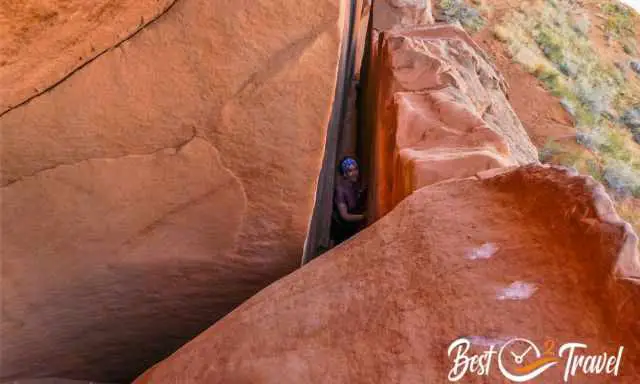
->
<box><xmin>365</xmin><ymin>24</ymin><xmax>538</xmax><ymax>219</ymax></box>
<box><xmin>134</xmin><ymin>165</ymin><xmax>640</xmax><ymax>383</ymax></box>
<box><xmin>0</xmin><ymin>0</ymin><xmax>344</xmax><ymax>381</ymax></box>
<box><xmin>0</xmin><ymin>0</ymin><xmax>175</xmax><ymax>113</ymax></box>
<box><xmin>372</xmin><ymin>0</ymin><xmax>434</xmax><ymax>31</ymax></box>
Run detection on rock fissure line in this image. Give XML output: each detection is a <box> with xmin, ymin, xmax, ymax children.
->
<box><xmin>231</xmin><ymin>21</ymin><xmax>336</xmax><ymax>102</ymax></box>
<box><xmin>120</xmin><ymin>177</ymin><xmax>243</xmax><ymax>249</ymax></box>
<box><xmin>1</xmin><ymin>129</ymin><xmax>198</xmax><ymax>187</ymax></box>
<box><xmin>2</xmin><ymin>0</ymin><xmax>344</xmax><ymax>380</ymax></box>
<box><xmin>3</xmin><ymin>15</ymin><xmax>336</xmax><ymax>187</ymax></box>
<box><xmin>0</xmin><ymin>0</ymin><xmax>181</xmax><ymax>117</ymax></box>
<box><xmin>124</xmin><ymin>0</ymin><xmax>640</xmax><ymax>380</ymax></box>
<box><xmin>302</xmin><ymin>0</ymin><xmax>359</xmax><ymax>263</ymax></box>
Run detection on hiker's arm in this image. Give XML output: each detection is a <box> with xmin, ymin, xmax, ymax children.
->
<box><xmin>338</xmin><ymin>203</ymin><xmax>364</xmax><ymax>222</ymax></box>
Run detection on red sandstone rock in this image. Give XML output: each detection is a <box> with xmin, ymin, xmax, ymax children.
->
<box><xmin>364</xmin><ymin>24</ymin><xmax>538</xmax><ymax>219</ymax></box>
<box><xmin>133</xmin><ymin>165</ymin><xmax>640</xmax><ymax>383</ymax></box>
<box><xmin>0</xmin><ymin>0</ymin><xmax>175</xmax><ymax>113</ymax></box>
<box><xmin>353</xmin><ymin>0</ymin><xmax>372</xmax><ymax>80</ymax></box>
<box><xmin>0</xmin><ymin>0</ymin><xmax>344</xmax><ymax>381</ymax></box>
<box><xmin>372</xmin><ymin>0</ymin><xmax>434</xmax><ymax>31</ymax></box>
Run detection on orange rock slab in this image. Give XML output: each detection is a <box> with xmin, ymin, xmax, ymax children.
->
<box><xmin>0</xmin><ymin>0</ymin><xmax>175</xmax><ymax>112</ymax></box>
<box><xmin>364</xmin><ymin>24</ymin><xmax>538</xmax><ymax>220</ymax></box>
<box><xmin>0</xmin><ymin>0</ymin><xmax>345</xmax><ymax>381</ymax></box>
<box><xmin>134</xmin><ymin>165</ymin><xmax>640</xmax><ymax>383</ymax></box>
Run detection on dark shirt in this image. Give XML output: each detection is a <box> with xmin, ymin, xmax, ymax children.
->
<box><xmin>334</xmin><ymin>178</ymin><xmax>366</xmax><ymax>219</ymax></box>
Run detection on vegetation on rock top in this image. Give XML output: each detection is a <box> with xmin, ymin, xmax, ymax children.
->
<box><xmin>438</xmin><ymin>0</ymin><xmax>487</xmax><ymax>33</ymax></box>
<box><xmin>492</xmin><ymin>0</ymin><xmax>640</xmax><ymax>199</ymax></box>
<box><xmin>482</xmin><ymin>0</ymin><xmax>640</xmax><ymax>235</ymax></box>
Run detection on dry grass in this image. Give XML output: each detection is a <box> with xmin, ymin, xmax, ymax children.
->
<box><xmin>601</xmin><ymin>2</ymin><xmax>636</xmax><ymax>39</ymax></box>
<box><xmin>618</xmin><ymin>198</ymin><xmax>640</xmax><ymax>231</ymax></box>
<box><xmin>494</xmin><ymin>0</ymin><xmax>640</xmax><ymax>198</ymax></box>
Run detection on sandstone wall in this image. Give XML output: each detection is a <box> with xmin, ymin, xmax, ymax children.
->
<box><xmin>353</xmin><ymin>0</ymin><xmax>372</xmax><ymax>81</ymax></box>
<box><xmin>0</xmin><ymin>0</ymin><xmax>175</xmax><ymax>113</ymax></box>
<box><xmin>131</xmin><ymin>2</ymin><xmax>640</xmax><ymax>383</ymax></box>
<box><xmin>364</xmin><ymin>24</ymin><xmax>538</xmax><ymax>220</ymax></box>
<box><xmin>0</xmin><ymin>0</ymin><xmax>345</xmax><ymax>381</ymax></box>
<box><xmin>133</xmin><ymin>165</ymin><xmax>640</xmax><ymax>383</ymax></box>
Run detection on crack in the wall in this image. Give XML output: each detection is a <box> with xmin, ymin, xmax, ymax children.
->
<box><xmin>230</xmin><ymin>21</ymin><xmax>337</xmax><ymax>103</ymax></box>
<box><xmin>206</xmin><ymin>20</ymin><xmax>340</xmax><ymax>183</ymax></box>
<box><xmin>0</xmin><ymin>0</ymin><xmax>181</xmax><ymax>117</ymax></box>
<box><xmin>2</xmin><ymin>128</ymin><xmax>251</xmax><ymax>262</ymax></box>
<box><xmin>120</xmin><ymin>177</ymin><xmax>244</xmax><ymax>249</ymax></box>
<box><xmin>1</xmin><ymin>128</ymin><xmax>198</xmax><ymax>188</ymax></box>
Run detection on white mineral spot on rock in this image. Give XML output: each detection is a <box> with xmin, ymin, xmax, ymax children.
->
<box><xmin>465</xmin><ymin>242</ymin><xmax>499</xmax><ymax>260</ymax></box>
<box><xmin>496</xmin><ymin>281</ymin><xmax>538</xmax><ymax>301</ymax></box>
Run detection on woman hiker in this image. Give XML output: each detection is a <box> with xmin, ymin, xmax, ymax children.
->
<box><xmin>331</xmin><ymin>156</ymin><xmax>367</xmax><ymax>245</ymax></box>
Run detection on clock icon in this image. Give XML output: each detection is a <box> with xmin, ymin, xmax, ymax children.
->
<box><xmin>498</xmin><ymin>338</ymin><xmax>559</xmax><ymax>382</ymax></box>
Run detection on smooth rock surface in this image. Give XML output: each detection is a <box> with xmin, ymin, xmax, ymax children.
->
<box><xmin>0</xmin><ymin>0</ymin><xmax>344</xmax><ymax>381</ymax></box>
<box><xmin>0</xmin><ymin>0</ymin><xmax>175</xmax><ymax>112</ymax></box>
<box><xmin>134</xmin><ymin>165</ymin><xmax>640</xmax><ymax>383</ymax></box>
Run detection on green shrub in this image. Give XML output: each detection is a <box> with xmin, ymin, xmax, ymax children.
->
<box><xmin>440</xmin><ymin>0</ymin><xmax>486</xmax><ymax>33</ymax></box>
<box><xmin>571</xmin><ymin>13</ymin><xmax>591</xmax><ymax>36</ymax></box>
<box><xmin>603</xmin><ymin>160</ymin><xmax>640</xmax><ymax>197</ymax></box>
<box><xmin>534</xmin><ymin>29</ymin><xmax>564</xmax><ymax>64</ymax></box>
<box><xmin>602</xmin><ymin>3</ymin><xmax>635</xmax><ymax>38</ymax></box>
<box><xmin>621</xmin><ymin>107</ymin><xmax>640</xmax><ymax>144</ymax></box>
<box><xmin>539</xmin><ymin>139</ymin><xmax>561</xmax><ymax>162</ymax></box>
<box><xmin>576</xmin><ymin>127</ymin><xmax>606</xmax><ymax>151</ymax></box>
<box><xmin>574</xmin><ymin>79</ymin><xmax>615</xmax><ymax>116</ymax></box>
<box><xmin>493</xmin><ymin>0</ymin><xmax>640</xmax><ymax>199</ymax></box>
<box><xmin>599</xmin><ymin>129</ymin><xmax>633</xmax><ymax>162</ymax></box>
<box><xmin>585</xmin><ymin>159</ymin><xmax>603</xmax><ymax>182</ymax></box>
<box><xmin>558</xmin><ymin>62</ymin><xmax>576</xmax><ymax>78</ymax></box>
<box><xmin>536</xmin><ymin>66</ymin><xmax>559</xmax><ymax>84</ymax></box>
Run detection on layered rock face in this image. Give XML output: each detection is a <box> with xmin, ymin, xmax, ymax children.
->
<box><xmin>0</xmin><ymin>0</ymin><xmax>175</xmax><ymax>112</ymax></box>
<box><xmin>134</xmin><ymin>165</ymin><xmax>640</xmax><ymax>383</ymax></box>
<box><xmin>372</xmin><ymin>0</ymin><xmax>434</xmax><ymax>31</ymax></box>
<box><xmin>0</xmin><ymin>0</ymin><xmax>344</xmax><ymax>381</ymax></box>
<box><xmin>365</xmin><ymin>24</ymin><xmax>538</xmax><ymax>219</ymax></box>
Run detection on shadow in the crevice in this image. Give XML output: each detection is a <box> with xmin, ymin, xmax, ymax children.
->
<box><xmin>302</xmin><ymin>0</ymin><xmax>363</xmax><ymax>263</ymax></box>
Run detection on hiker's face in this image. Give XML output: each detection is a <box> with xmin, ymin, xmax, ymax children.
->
<box><xmin>346</xmin><ymin>164</ymin><xmax>359</xmax><ymax>181</ymax></box>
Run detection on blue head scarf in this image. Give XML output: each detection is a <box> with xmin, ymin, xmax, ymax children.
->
<box><xmin>340</xmin><ymin>157</ymin><xmax>358</xmax><ymax>176</ymax></box>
